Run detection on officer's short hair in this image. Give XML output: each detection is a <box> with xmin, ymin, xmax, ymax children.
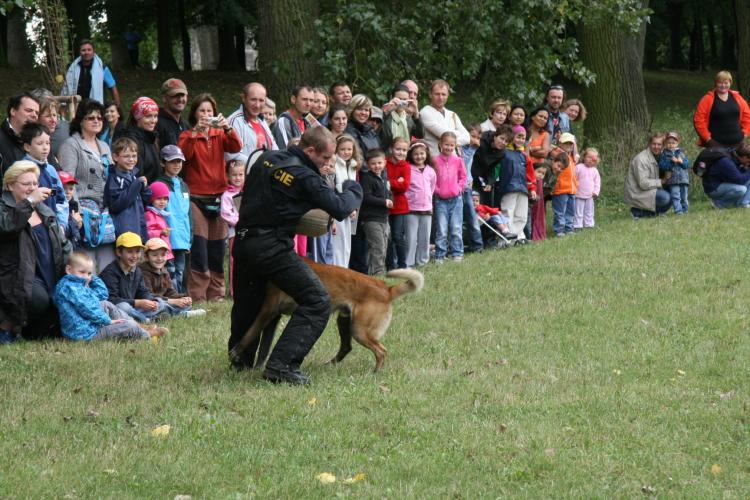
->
<box><xmin>299</xmin><ymin>126</ymin><xmax>334</xmax><ymax>152</ymax></box>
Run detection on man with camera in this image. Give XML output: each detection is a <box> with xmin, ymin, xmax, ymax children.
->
<box><xmin>379</xmin><ymin>83</ymin><xmax>424</xmax><ymax>150</ymax></box>
<box><xmin>229</xmin><ymin>126</ymin><xmax>362</xmax><ymax>385</ymax></box>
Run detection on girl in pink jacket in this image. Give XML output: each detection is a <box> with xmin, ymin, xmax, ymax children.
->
<box><xmin>220</xmin><ymin>158</ymin><xmax>245</xmax><ymax>296</ymax></box>
<box><xmin>574</xmin><ymin>148</ymin><xmax>601</xmax><ymax>229</ymax></box>
<box><xmin>432</xmin><ymin>132</ymin><xmax>467</xmax><ymax>261</ymax></box>
<box><xmin>145</xmin><ymin>181</ymin><xmax>174</xmax><ymax>260</ymax></box>
<box><xmin>404</xmin><ymin>141</ymin><xmax>436</xmax><ymax>268</ymax></box>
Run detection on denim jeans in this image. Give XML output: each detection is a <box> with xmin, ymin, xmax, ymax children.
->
<box><xmin>631</xmin><ymin>188</ymin><xmax>672</xmax><ymax>217</ymax></box>
<box><xmin>461</xmin><ymin>188</ymin><xmax>483</xmax><ymax>252</ymax></box>
<box><xmin>707</xmin><ymin>179</ymin><xmax>750</xmax><ymax>208</ymax></box>
<box><xmin>167</xmin><ymin>250</ymin><xmax>188</xmax><ymax>294</ymax></box>
<box><xmin>551</xmin><ymin>194</ymin><xmax>576</xmax><ymax>235</ymax></box>
<box><xmin>116</xmin><ymin>297</ymin><xmax>167</xmax><ymax>323</ymax></box>
<box><xmin>669</xmin><ymin>185</ymin><xmax>689</xmax><ymax>213</ymax></box>
<box><xmin>434</xmin><ymin>195</ymin><xmax>464</xmax><ymax>259</ymax></box>
<box><xmin>387</xmin><ymin>214</ymin><xmax>408</xmax><ymax>269</ymax></box>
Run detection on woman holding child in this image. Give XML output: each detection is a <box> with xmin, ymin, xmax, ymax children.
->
<box><xmin>0</xmin><ymin>161</ymin><xmax>70</xmax><ymax>343</ymax></box>
<box><xmin>178</xmin><ymin>93</ymin><xmax>242</xmax><ymax>302</ymax></box>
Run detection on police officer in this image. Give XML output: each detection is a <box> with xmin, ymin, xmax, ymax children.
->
<box><xmin>229</xmin><ymin>126</ymin><xmax>363</xmax><ymax>385</ymax></box>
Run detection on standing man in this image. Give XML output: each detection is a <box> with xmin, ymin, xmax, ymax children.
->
<box><xmin>156</xmin><ymin>78</ymin><xmax>189</xmax><ymax>147</ymax></box>
<box><xmin>543</xmin><ymin>84</ymin><xmax>570</xmax><ymax>143</ymax></box>
<box><xmin>402</xmin><ymin>79</ymin><xmax>419</xmax><ymax>103</ymax></box>
<box><xmin>226</xmin><ymin>82</ymin><xmax>277</xmax><ymax>163</ymax></box>
<box><xmin>329</xmin><ymin>82</ymin><xmax>353</xmax><ymax>107</ymax></box>
<box><xmin>273</xmin><ymin>85</ymin><xmax>314</xmax><ymax>149</ymax></box>
<box><xmin>229</xmin><ymin>127</ymin><xmax>362</xmax><ymax>384</ymax></box>
<box><xmin>420</xmin><ymin>79</ymin><xmax>470</xmax><ymax>157</ymax></box>
<box><xmin>0</xmin><ymin>93</ymin><xmax>39</xmax><ymax>173</ymax></box>
<box><xmin>61</xmin><ymin>40</ymin><xmax>120</xmax><ymax>106</ymax></box>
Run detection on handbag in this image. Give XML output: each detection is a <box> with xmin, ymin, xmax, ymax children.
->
<box><xmin>78</xmin><ymin>198</ymin><xmax>116</xmax><ymax>248</ymax></box>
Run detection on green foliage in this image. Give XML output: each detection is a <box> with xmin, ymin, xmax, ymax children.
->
<box><xmin>314</xmin><ymin>0</ymin><xmax>649</xmax><ymax>104</ymax></box>
<box><xmin>0</xmin><ymin>0</ymin><xmax>31</xmax><ymax>16</ymax></box>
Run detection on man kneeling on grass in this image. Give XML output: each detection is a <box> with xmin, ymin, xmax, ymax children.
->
<box><xmin>53</xmin><ymin>251</ymin><xmax>167</xmax><ymax>341</ymax></box>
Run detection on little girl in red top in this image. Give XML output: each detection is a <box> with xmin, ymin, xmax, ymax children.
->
<box><xmin>386</xmin><ymin>137</ymin><xmax>411</xmax><ymax>269</ymax></box>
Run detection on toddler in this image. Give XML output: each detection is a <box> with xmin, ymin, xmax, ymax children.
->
<box><xmin>58</xmin><ymin>171</ymin><xmax>82</xmax><ymax>249</ymax></box>
<box><xmin>658</xmin><ymin>131</ymin><xmax>690</xmax><ymax>214</ymax></box>
<box><xmin>550</xmin><ymin>132</ymin><xmax>578</xmax><ymax>237</ymax></box>
<box><xmin>145</xmin><ymin>181</ymin><xmax>173</xmax><ymax>259</ymax></box>
<box><xmin>531</xmin><ymin>162</ymin><xmax>548</xmax><ymax>241</ymax></box>
<box><xmin>574</xmin><ymin>148</ymin><xmax>602</xmax><ymax>229</ymax></box>
<box><xmin>100</xmin><ymin>232</ymin><xmax>167</xmax><ymax>323</ymax></box>
<box><xmin>53</xmin><ymin>252</ymin><xmax>166</xmax><ymax>341</ymax></box>
<box><xmin>140</xmin><ymin>238</ymin><xmax>206</xmax><ymax>318</ymax></box>
<box><xmin>471</xmin><ymin>191</ymin><xmax>516</xmax><ymax>245</ymax></box>
<box><xmin>332</xmin><ymin>134</ymin><xmax>361</xmax><ymax>268</ymax></box>
<box><xmin>386</xmin><ymin>137</ymin><xmax>411</xmax><ymax>269</ymax></box>
<box><xmin>221</xmin><ymin>156</ymin><xmax>246</xmax><ymax>295</ymax></box>
<box><xmin>156</xmin><ymin>145</ymin><xmax>191</xmax><ymax>293</ymax></box>
<box><xmin>358</xmin><ymin>149</ymin><xmax>392</xmax><ymax>275</ymax></box>
<box><xmin>433</xmin><ymin>131</ymin><xmax>467</xmax><ymax>261</ymax></box>
<box><xmin>105</xmin><ymin>137</ymin><xmax>150</xmax><ymax>241</ymax></box>
<box><xmin>404</xmin><ymin>141</ymin><xmax>436</xmax><ymax>268</ymax></box>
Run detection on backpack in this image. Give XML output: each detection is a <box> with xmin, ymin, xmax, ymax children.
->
<box><xmin>693</xmin><ymin>147</ymin><xmax>732</xmax><ymax>177</ymax></box>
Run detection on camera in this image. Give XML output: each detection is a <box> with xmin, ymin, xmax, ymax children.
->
<box><xmin>209</xmin><ymin>117</ymin><xmax>221</xmax><ymax>127</ymax></box>
<box><xmin>397</xmin><ymin>99</ymin><xmax>409</xmax><ymax>108</ymax></box>
<box><xmin>49</xmin><ymin>188</ymin><xmax>57</xmax><ymax>196</ymax></box>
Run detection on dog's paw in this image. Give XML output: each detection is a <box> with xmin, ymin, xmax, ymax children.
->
<box><xmin>228</xmin><ymin>347</ymin><xmax>241</xmax><ymax>363</ymax></box>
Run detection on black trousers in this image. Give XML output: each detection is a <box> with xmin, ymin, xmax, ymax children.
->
<box><xmin>229</xmin><ymin>232</ymin><xmax>331</xmax><ymax>369</ymax></box>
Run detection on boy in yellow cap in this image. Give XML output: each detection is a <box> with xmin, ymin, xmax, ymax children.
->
<box><xmin>99</xmin><ymin>232</ymin><xmax>167</xmax><ymax>323</ymax></box>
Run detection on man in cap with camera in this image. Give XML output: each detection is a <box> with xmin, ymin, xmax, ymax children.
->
<box><xmin>229</xmin><ymin>126</ymin><xmax>362</xmax><ymax>385</ymax></box>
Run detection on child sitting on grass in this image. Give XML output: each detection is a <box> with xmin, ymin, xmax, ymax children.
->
<box><xmin>53</xmin><ymin>251</ymin><xmax>167</xmax><ymax>341</ymax></box>
<box><xmin>100</xmin><ymin>232</ymin><xmax>167</xmax><ymax>323</ymax></box>
<box><xmin>140</xmin><ymin>238</ymin><xmax>206</xmax><ymax>318</ymax></box>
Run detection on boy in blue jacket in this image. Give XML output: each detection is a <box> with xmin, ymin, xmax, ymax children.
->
<box><xmin>53</xmin><ymin>252</ymin><xmax>166</xmax><ymax>341</ymax></box>
<box><xmin>104</xmin><ymin>137</ymin><xmax>151</xmax><ymax>241</ymax></box>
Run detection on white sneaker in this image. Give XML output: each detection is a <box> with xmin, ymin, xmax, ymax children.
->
<box><xmin>185</xmin><ymin>309</ymin><xmax>207</xmax><ymax>318</ymax></box>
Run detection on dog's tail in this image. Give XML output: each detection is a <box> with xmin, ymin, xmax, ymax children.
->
<box><xmin>386</xmin><ymin>268</ymin><xmax>424</xmax><ymax>300</ymax></box>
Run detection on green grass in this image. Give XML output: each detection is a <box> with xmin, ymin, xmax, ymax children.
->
<box><xmin>1</xmin><ymin>204</ymin><xmax>748</xmax><ymax>498</ymax></box>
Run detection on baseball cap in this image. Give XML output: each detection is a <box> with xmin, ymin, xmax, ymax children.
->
<box><xmin>160</xmin><ymin>144</ymin><xmax>185</xmax><ymax>161</ymax></box>
<box><xmin>370</xmin><ymin>106</ymin><xmax>383</xmax><ymax>121</ymax></box>
<box><xmin>115</xmin><ymin>232</ymin><xmax>144</xmax><ymax>248</ymax></box>
<box><xmin>558</xmin><ymin>132</ymin><xmax>576</xmax><ymax>144</ymax></box>
<box><xmin>160</xmin><ymin>78</ymin><xmax>187</xmax><ymax>96</ymax></box>
<box><xmin>58</xmin><ymin>171</ymin><xmax>78</xmax><ymax>185</ymax></box>
<box><xmin>665</xmin><ymin>131</ymin><xmax>680</xmax><ymax>142</ymax></box>
<box><xmin>144</xmin><ymin>238</ymin><xmax>169</xmax><ymax>252</ymax></box>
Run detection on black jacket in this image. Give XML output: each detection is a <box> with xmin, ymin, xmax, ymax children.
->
<box><xmin>379</xmin><ymin>112</ymin><xmax>424</xmax><ymax>150</ymax></box>
<box><xmin>156</xmin><ymin>108</ymin><xmax>189</xmax><ymax>148</ymax></box>
<box><xmin>0</xmin><ymin>119</ymin><xmax>25</xmax><ymax>175</ymax></box>
<box><xmin>345</xmin><ymin>121</ymin><xmax>381</xmax><ymax>159</ymax></box>
<box><xmin>100</xmin><ymin>260</ymin><xmax>154</xmax><ymax>306</ymax></box>
<box><xmin>0</xmin><ymin>192</ymin><xmax>70</xmax><ymax>326</ymax></box>
<box><xmin>473</xmin><ymin>131</ymin><xmax>506</xmax><ymax>187</ymax></box>
<box><xmin>114</xmin><ymin>125</ymin><xmax>162</xmax><ymax>182</ymax></box>
<box><xmin>238</xmin><ymin>146</ymin><xmax>363</xmax><ymax>236</ymax></box>
<box><xmin>358</xmin><ymin>170</ymin><xmax>391</xmax><ymax>223</ymax></box>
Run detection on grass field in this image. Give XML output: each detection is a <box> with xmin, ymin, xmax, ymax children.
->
<box><xmin>0</xmin><ymin>69</ymin><xmax>748</xmax><ymax>497</ymax></box>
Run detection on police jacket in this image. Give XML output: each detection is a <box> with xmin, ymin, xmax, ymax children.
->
<box><xmin>238</xmin><ymin>146</ymin><xmax>363</xmax><ymax>237</ymax></box>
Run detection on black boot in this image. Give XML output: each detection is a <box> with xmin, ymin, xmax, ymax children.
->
<box><xmin>263</xmin><ymin>361</ymin><xmax>311</xmax><ymax>385</ymax></box>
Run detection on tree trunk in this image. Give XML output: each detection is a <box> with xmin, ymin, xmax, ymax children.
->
<box><xmin>720</xmin><ymin>14</ymin><xmax>737</xmax><ymax>68</ymax></box>
<box><xmin>707</xmin><ymin>16</ymin><xmax>718</xmax><ymax>66</ymax></box>
<box><xmin>736</xmin><ymin>0</ymin><xmax>750</xmax><ymax>98</ymax></box>
<box><xmin>63</xmin><ymin>0</ymin><xmax>91</xmax><ymax>49</ymax></box>
<box><xmin>103</xmin><ymin>0</ymin><xmax>131</xmax><ymax>69</ymax></box>
<box><xmin>155</xmin><ymin>0</ymin><xmax>178</xmax><ymax>71</ymax></box>
<box><xmin>666</xmin><ymin>0</ymin><xmax>683</xmax><ymax>68</ymax></box>
<box><xmin>257</xmin><ymin>0</ymin><xmax>320</xmax><ymax>100</ymax></box>
<box><xmin>578</xmin><ymin>3</ymin><xmax>650</xmax><ymax>143</ymax></box>
<box><xmin>0</xmin><ymin>14</ymin><xmax>8</xmax><ymax>67</ymax></box>
<box><xmin>217</xmin><ymin>19</ymin><xmax>239</xmax><ymax>70</ymax></box>
<box><xmin>688</xmin><ymin>16</ymin><xmax>704</xmax><ymax>70</ymax></box>
<box><xmin>177</xmin><ymin>0</ymin><xmax>191</xmax><ymax>71</ymax></box>
<box><xmin>7</xmin><ymin>7</ymin><xmax>32</xmax><ymax>68</ymax></box>
<box><xmin>235</xmin><ymin>23</ymin><xmax>246</xmax><ymax>71</ymax></box>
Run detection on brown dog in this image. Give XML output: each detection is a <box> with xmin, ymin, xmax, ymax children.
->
<box><xmin>229</xmin><ymin>258</ymin><xmax>424</xmax><ymax>371</ymax></box>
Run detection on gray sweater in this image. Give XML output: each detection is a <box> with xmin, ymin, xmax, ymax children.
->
<box><xmin>58</xmin><ymin>132</ymin><xmax>111</xmax><ymax>207</ymax></box>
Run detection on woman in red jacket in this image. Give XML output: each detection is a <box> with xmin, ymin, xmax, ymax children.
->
<box><xmin>693</xmin><ymin>70</ymin><xmax>750</xmax><ymax>148</ymax></box>
<box><xmin>178</xmin><ymin>93</ymin><xmax>242</xmax><ymax>302</ymax></box>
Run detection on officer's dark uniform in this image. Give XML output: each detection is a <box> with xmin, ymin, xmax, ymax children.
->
<box><xmin>229</xmin><ymin>145</ymin><xmax>362</xmax><ymax>383</ymax></box>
